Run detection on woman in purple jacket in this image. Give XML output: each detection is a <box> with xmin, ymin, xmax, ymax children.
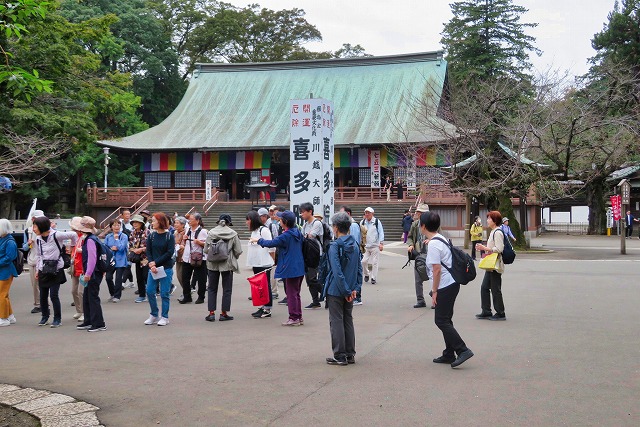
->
<box><xmin>251</xmin><ymin>210</ymin><xmax>305</xmax><ymax>326</ymax></box>
<box><xmin>75</xmin><ymin>216</ymin><xmax>107</xmax><ymax>332</ymax></box>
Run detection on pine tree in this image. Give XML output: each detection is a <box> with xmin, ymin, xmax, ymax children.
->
<box><xmin>441</xmin><ymin>0</ymin><xmax>540</xmax><ymax>84</ymax></box>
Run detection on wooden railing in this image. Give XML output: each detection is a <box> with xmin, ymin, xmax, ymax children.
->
<box><xmin>203</xmin><ymin>191</ymin><xmax>220</xmax><ymax>215</ymax></box>
<box><xmin>98</xmin><ymin>191</ymin><xmax>151</xmax><ymax>229</ymax></box>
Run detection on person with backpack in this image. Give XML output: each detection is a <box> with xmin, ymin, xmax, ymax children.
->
<box><xmin>246</xmin><ymin>210</ymin><xmax>275</xmax><ymax>319</ymax></box>
<box><xmin>300</xmin><ymin>203</ymin><xmax>325</xmax><ymax>310</ymax></box>
<box><xmin>0</xmin><ymin>219</ymin><xmax>19</xmax><ymax>327</ymax></box>
<box><xmin>402</xmin><ymin>209</ymin><xmax>413</xmax><ymax>243</ymax></box>
<box><xmin>323</xmin><ymin>212</ymin><xmax>363</xmax><ymax>365</ymax></box>
<box><xmin>33</xmin><ymin>216</ymin><xmax>78</xmax><ymax>328</ymax></box>
<box><xmin>475</xmin><ymin>211</ymin><xmax>507</xmax><ymax>321</ymax></box>
<box><xmin>251</xmin><ymin>210</ymin><xmax>305</xmax><ymax>326</ymax></box>
<box><xmin>74</xmin><ymin>216</ymin><xmax>107</xmax><ymax>332</ymax></box>
<box><xmin>421</xmin><ymin>211</ymin><xmax>474</xmax><ymax>368</ymax></box>
<box><xmin>68</xmin><ymin>217</ymin><xmax>85</xmax><ymax>323</ymax></box>
<box><xmin>179</xmin><ymin>213</ymin><xmax>208</xmax><ymax>305</ymax></box>
<box><xmin>104</xmin><ymin>219</ymin><xmax>129</xmax><ymax>303</ymax></box>
<box><xmin>407</xmin><ymin>204</ymin><xmax>432</xmax><ymax>309</ymax></box>
<box><xmin>143</xmin><ymin>213</ymin><xmax>176</xmax><ymax>326</ymax></box>
<box><xmin>204</xmin><ymin>214</ymin><xmax>242</xmax><ymax>322</ymax></box>
<box><xmin>360</xmin><ymin>207</ymin><xmax>385</xmax><ymax>285</ymax></box>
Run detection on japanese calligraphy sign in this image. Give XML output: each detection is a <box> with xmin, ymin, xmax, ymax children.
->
<box><xmin>370</xmin><ymin>150</ymin><xmax>381</xmax><ymax>188</ymax></box>
<box><xmin>290</xmin><ymin>99</ymin><xmax>335</xmax><ymax>223</ymax></box>
<box><xmin>610</xmin><ymin>195</ymin><xmax>621</xmax><ymax>221</ymax></box>
<box><xmin>407</xmin><ymin>154</ymin><xmax>417</xmax><ymax>191</ymax></box>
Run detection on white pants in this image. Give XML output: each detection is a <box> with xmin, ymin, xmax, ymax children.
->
<box><xmin>361</xmin><ymin>247</ymin><xmax>380</xmax><ymax>280</ymax></box>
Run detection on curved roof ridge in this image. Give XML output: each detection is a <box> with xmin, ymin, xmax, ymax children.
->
<box><xmin>196</xmin><ymin>51</ymin><xmax>445</xmax><ymax>73</ymax></box>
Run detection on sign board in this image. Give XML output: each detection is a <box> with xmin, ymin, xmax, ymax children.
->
<box><xmin>610</xmin><ymin>195</ymin><xmax>621</xmax><ymax>221</ymax></box>
<box><xmin>606</xmin><ymin>207</ymin><xmax>613</xmax><ymax>229</ymax></box>
<box><xmin>407</xmin><ymin>155</ymin><xmax>417</xmax><ymax>191</ymax></box>
<box><xmin>205</xmin><ymin>179</ymin><xmax>212</xmax><ymax>200</ymax></box>
<box><xmin>370</xmin><ymin>150</ymin><xmax>381</xmax><ymax>188</ymax></box>
<box><xmin>290</xmin><ymin>99</ymin><xmax>334</xmax><ymax>224</ymax></box>
<box><xmin>620</xmin><ymin>180</ymin><xmax>631</xmax><ymax>205</ymax></box>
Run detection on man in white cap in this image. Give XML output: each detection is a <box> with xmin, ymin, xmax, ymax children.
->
<box><xmin>407</xmin><ymin>204</ymin><xmax>432</xmax><ymax>308</ymax></box>
<box><xmin>360</xmin><ymin>207</ymin><xmax>384</xmax><ymax>286</ymax></box>
<box><xmin>23</xmin><ymin>209</ymin><xmax>45</xmax><ymax>313</ymax></box>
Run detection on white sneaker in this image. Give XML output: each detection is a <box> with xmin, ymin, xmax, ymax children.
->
<box><xmin>0</xmin><ymin>318</ymin><xmax>9</xmax><ymax>327</ymax></box>
<box><xmin>111</xmin><ymin>298</ymin><xmax>120</xmax><ymax>303</ymax></box>
<box><xmin>77</xmin><ymin>314</ymin><xmax>84</xmax><ymax>323</ymax></box>
<box><xmin>144</xmin><ymin>315</ymin><xmax>159</xmax><ymax>325</ymax></box>
<box><xmin>157</xmin><ymin>317</ymin><xmax>169</xmax><ymax>326</ymax></box>
<box><xmin>8</xmin><ymin>314</ymin><xmax>16</xmax><ymax>324</ymax></box>
<box><xmin>73</xmin><ymin>313</ymin><xmax>82</xmax><ymax>320</ymax></box>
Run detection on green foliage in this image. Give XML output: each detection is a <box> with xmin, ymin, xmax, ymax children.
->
<box><xmin>592</xmin><ymin>0</ymin><xmax>640</xmax><ymax>73</ymax></box>
<box><xmin>441</xmin><ymin>0</ymin><xmax>540</xmax><ymax>84</ymax></box>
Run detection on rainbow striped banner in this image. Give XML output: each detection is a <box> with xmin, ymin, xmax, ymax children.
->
<box><xmin>140</xmin><ymin>151</ymin><xmax>271</xmax><ymax>172</ymax></box>
<box><xmin>333</xmin><ymin>147</ymin><xmax>449</xmax><ymax>168</ymax></box>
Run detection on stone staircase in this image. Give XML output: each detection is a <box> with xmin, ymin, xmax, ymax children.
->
<box><xmin>146</xmin><ymin>201</ymin><xmax>413</xmax><ymax>243</ymax></box>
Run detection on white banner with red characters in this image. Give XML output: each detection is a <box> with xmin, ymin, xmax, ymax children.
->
<box><xmin>290</xmin><ymin>99</ymin><xmax>334</xmax><ymax>224</ymax></box>
<box><xmin>610</xmin><ymin>195</ymin><xmax>621</xmax><ymax>221</ymax></box>
<box><xmin>370</xmin><ymin>150</ymin><xmax>381</xmax><ymax>188</ymax></box>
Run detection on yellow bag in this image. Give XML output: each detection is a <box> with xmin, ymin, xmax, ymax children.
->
<box><xmin>478</xmin><ymin>253</ymin><xmax>499</xmax><ymax>271</ymax></box>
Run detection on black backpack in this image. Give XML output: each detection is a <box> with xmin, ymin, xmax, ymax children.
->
<box><xmin>302</xmin><ymin>236</ymin><xmax>321</xmax><ymax>269</ymax></box>
<box><xmin>430</xmin><ymin>237</ymin><xmax>476</xmax><ymax>285</ymax></box>
<box><xmin>88</xmin><ymin>235</ymin><xmax>116</xmax><ymax>273</ymax></box>
<box><xmin>496</xmin><ymin>228</ymin><xmax>516</xmax><ymax>264</ymax></box>
<box><xmin>320</xmin><ymin>222</ymin><xmax>332</xmax><ymax>252</ymax></box>
<box><xmin>8</xmin><ymin>236</ymin><xmax>23</xmax><ymax>275</ymax></box>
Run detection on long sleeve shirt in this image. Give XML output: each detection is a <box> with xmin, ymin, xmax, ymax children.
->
<box><xmin>35</xmin><ymin>231</ymin><xmax>78</xmax><ymax>272</ymax></box>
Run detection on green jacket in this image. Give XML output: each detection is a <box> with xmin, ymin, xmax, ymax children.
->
<box><xmin>204</xmin><ymin>225</ymin><xmax>243</xmax><ymax>272</ymax></box>
<box><xmin>406</xmin><ymin>220</ymin><xmax>424</xmax><ymax>252</ymax></box>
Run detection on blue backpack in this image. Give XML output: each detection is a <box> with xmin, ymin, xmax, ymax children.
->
<box><xmin>88</xmin><ymin>236</ymin><xmax>115</xmax><ymax>273</ymax></box>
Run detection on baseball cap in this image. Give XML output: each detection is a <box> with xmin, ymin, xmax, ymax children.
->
<box><xmin>269</xmin><ymin>205</ymin><xmax>278</xmax><ymax>211</ymax></box>
<box><xmin>32</xmin><ymin>210</ymin><xmax>45</xmax><ymax>218</ymax></box>
<box><xmin>276</xmin><ymin>210</ymin><xmax>296</xmax><ymax>222</ymax></box>
<box><xmin>364</xmin><ymin>207</ymin><xmax>374</xmax><ymax>213</ymax></box>
<box><xmin>503</xmin><ymin>217</ymin><xmax>509</xmax><ymax>222</ymax></box>
<box><xmin>257</xmin><ymin>208</ymin><xmax>269</xmax><ymax>216</ymax></box>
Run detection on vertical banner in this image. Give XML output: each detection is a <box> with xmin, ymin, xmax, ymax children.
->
<box><xmin>610</xmin><ymin>195</ymin><xmax>621</xmax><ymax>221</ymax></box>
<box><xmin>407</xmin><ymin>154</ymin><xmax>417</xmax><ymax>191</ymax></box>
<box><xmin>370</xmin><ymin>150</ymin><xmax>381</xmax><ymax>188</ymax></box>
<box><xmin>290</xmin><ymin>99</ymin><xmax>334</xmax><ymax>224</ymax></box>
<box><xmin>205</xmin><ymin>179</ymin><xmax>212</xmax><ymax>200</ymax></box>
<box><xmin>322</xmin><ymin>100</ymin><xmax>335</xmax><ymax>224</ymax></box>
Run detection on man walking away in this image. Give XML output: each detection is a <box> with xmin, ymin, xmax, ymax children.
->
<box><xmin>360</xmin><ymin>207</ymin><xmax>384</xmax><ymax>285</ymax></box>
<box><xmin>421</xmin><ymin>211</ymin><xmax>473</xmax><ymax>368</ymax></box>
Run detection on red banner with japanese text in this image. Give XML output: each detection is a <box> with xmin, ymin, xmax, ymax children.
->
<box><xmin>610</xmin><ymin>195</ymin><xmax>621</xmax><ymax>221</ymax></box>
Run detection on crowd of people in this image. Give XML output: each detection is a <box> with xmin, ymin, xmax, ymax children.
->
<box><xmin>0</xmin><ymin>201</ymin><xmax>517</xmax><ymax>369</ymax></box>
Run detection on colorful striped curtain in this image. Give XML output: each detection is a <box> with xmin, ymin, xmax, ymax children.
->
<box><xmin>333</xmin><ymin>147</ymin><xmax>449</xmax><ymax>168</ymax></box>
<box><xmin>140</xmin><ymin>151</ymin><xmax>271</xmax><ymax>172</ymax></box>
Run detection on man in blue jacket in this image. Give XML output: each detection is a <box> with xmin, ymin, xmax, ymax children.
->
<box><xmin>323</xmin><ymin>212</ymin><xmax>363</xmax><ymax>365</ymax></box>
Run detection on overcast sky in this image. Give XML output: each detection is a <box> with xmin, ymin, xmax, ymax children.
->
<box><xmin>228</xmin><ymin>0</ymin><xmax>616</xmax><ymax>78</ymax></box>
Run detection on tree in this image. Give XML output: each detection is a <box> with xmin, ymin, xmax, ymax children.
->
<box><xmin>441</xmin><ymin>0</ymin><xmax>541</xmax><ymax>84</ymax></box>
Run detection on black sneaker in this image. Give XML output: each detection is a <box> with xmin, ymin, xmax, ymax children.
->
<box><xmin>76</xmin><ymin>323</ymin><xmax>92</xmax><ymax>330</ymax></box>
<box><xmin>475</xmin><ymin>312</ymin><xmax>492</xmax><ymax>319</ymax></box>
<box><xmin>364</xmin><ymin>276</ymin><xmax>370</xmax><ymax>283</ymax></box>
<box><xmin>347</xmin><ymin>356</ymin><xmax>355</xmax><ymax>364</ymax></box>
<box><xmin>489</xmin><ymin>313</ymin><xmax>506</xmax><ymax>321</ymax></box>
<box><xmin>259</xmin><ymin>309</ymin><xmax>272</xmax><ymax>318</ymax></box>
<box><xmin>277</xmin><ymin>297</ymin><xmax>288</xmax><ymax>305</ymax></box>
<box><xmin>451</xmin><ymin>349</ymin><xmax>474</xmax><ymax>368</ymax></box>
<box><xmin>219</xmin><ymin>314</ymin><xmax>234</xmax><ymax>321</ymax></box>
<box><xmin>252</xmin><ymin>308</ymin><xmax>264</xmax><ymax>318</ymax></box>
<box><xmin>304</xmin><ymin>303</ymin><xmax>321</xmax><ymax>310</ymax></box>
<box><xmin>205</xmin><ymin>314</ymin><xmax>215</xmax><ymax>322</ymax></box>
<box><xmin>371</xmin><ymin>279</ymin><xmax>377</xmax><ymax>285</ymax></box>
<box><xmin>433</xmin><ymin>355</ymin><xmax>456</xmax><ymax>364</ymax></box>
<box><xmin>326</xmin><ymin>357</ymin><xmax>348</xmax><ymax>366</ymax></box>
<box><xmin>30</xmin><ymin>307</ymin><xmax>41</xmax><ymax>314</ymax></box>
<box><xmin>87</xmin><ymin>325</ymin><xmax>107</xmax><ymax>332</ymax></box>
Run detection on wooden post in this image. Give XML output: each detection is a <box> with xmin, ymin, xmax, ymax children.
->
<box><xmin>464</xmin><ymin>195</ymin><xmax>471</xmax><ymax>249</ymax></box>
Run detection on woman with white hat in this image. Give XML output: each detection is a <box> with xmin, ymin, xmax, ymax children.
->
<box><xmin>129</xmin><ymin>215</ymin><xmax>149</xmax><ymax>303</ymax></box>
<box><xmin>75</xmin><ymin>216</ymin><xmax>107</xmax><ymax>332</ymax></box>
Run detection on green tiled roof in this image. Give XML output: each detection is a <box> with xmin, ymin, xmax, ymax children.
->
<box><xmin>100</xmin><ymin>52</ymin><xmax>453</xmax><ymax>151</ymax></box>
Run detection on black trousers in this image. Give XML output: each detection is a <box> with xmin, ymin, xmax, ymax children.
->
<box><xmin>124</xmin><ymin>264</ymin><xmax>134</xmax><ymax>283</ymax></box>
<box><xmin>480</xmin><ymin>270</ymin><xmax>505</xmax><ymax>315</ymax></box>
<box><xmin>434</xmin><ymin>284</ymin><xmax>469</xmax><ymax>359</ymax></box>
<box><xmin>182</xmin><ymin>262</ymin><xmax>207</xmax><ymax>301</ymax></box>
<box><xmin>626</xmin><ymin>226</ymin><xmax>633</xmax><ymax>237</ymax></box>
<box><xmin>134</xmin><ymin>262</ymin><xmax>148</xmax><ymax>298</ymax></box>
<box><xmin>327</xmin><ymin>295</ymin><xmax>355</xmax><ymax>360</ymax></box>
<box><xmin>207</xmin><ymin>270</ymin><xmax>233</xmax><ymax>312</ymax></box>
<box><xmin>305</xmin><ymin>267</ymin><xmax>323</xmax><ymax>304</ymax></box>
<box><xmin>39</xmin><ymin>283</ymin><xmax>61</xmax><ymax>321</ymax></box>
<box><xmin>106</xmin><ymin>267</ymin><xmax>125</xmax><ymax>299</ymax></box>
<box><xmin>83</xmin><ymin>273</ymin><xmax>105</xmax><ymax>328</ymax></box>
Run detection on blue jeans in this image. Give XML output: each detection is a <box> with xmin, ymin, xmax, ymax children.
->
<box><xmin>147</xmin><ymin>268</ymin><xmax>173</xmax><ymax>318</ymax></box>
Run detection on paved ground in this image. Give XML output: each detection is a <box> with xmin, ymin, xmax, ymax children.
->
<box><xmin>2</xmin><ymin>234</ymin><xmax>639</xmax><ymax>426</ymax></box>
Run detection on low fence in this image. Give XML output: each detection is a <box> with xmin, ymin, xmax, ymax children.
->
<box><xmin>541</xmin><ymin>222</ymin><xmax>589</xmax><ymax>234</ymax></box>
